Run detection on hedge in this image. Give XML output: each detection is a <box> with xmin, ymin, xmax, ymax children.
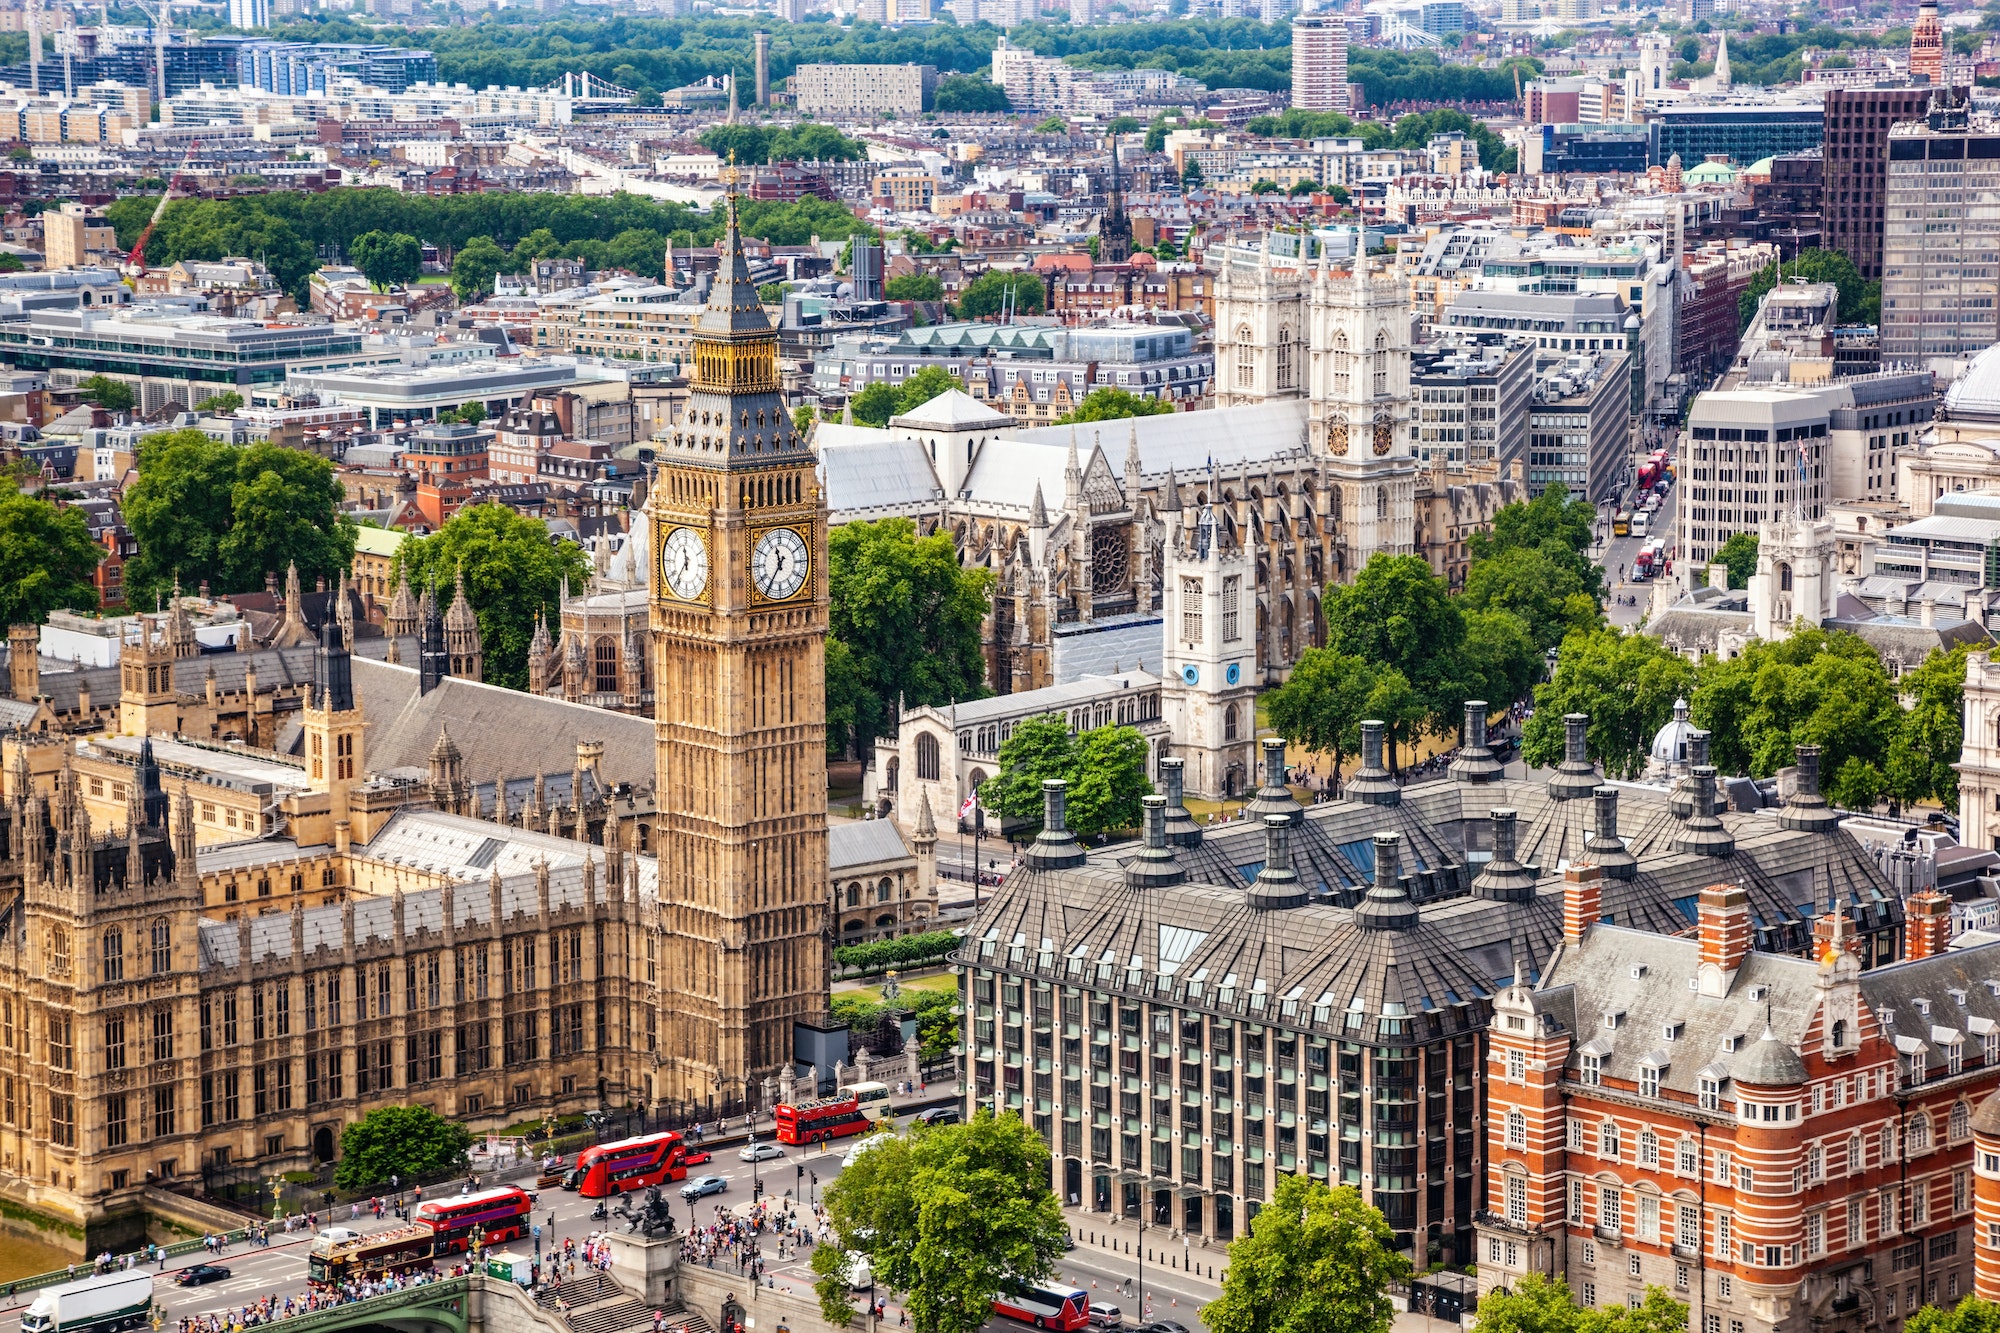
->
<box><xmin>833</xmin><ymin>930</ymin><xmax>960</xmax><ymax>973</ymax></box>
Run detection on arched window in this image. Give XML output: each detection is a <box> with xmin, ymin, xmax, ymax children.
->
<box><xmin>875</xmin><ymin>914</ymin><xmax>897</xmax><ymax>931</ymax></box>
<box><xmin>1951</xmin><ymin>1100</ymin><xmax>1971</xmax><ymax>1142</ymax></box>
<box><xmin>1779</xmin><ymin>564</ymin><xmax>1793</xmax><ymax>593</ymax></box>
<box><xmin>1505</xmin><ymin>1109</ymin><xmax>1526</xmax><ymax>1149</ymax></box>
<box><xmin>594</xmin><ymin>639</ymin><xmax>619</xmax><ymax>694</ymax></box>
<box><xmin>915</xmin><ymin>732</ymin><xmax>941</xmax><ymax>782</ymax></box>
<box><xmin>1910</xmin><ymin>1112</ymin><xmax>1932</xmax><ymax>1151</ymax></box>
<box><xmin>150</xmin><ymin>918</ymin><xmax>171</xmax><ymax>975</ymax></box>
<box><xmin>845</xmin><ymin>884</ymin><xmax>861</xmax><ymax>908</ymax></box>
<box><xmin>877</xmin><ymin>878</ymin><xmax>894</xmax><ymax>903</ymax></box>
<box><xmin>102</xmin><ymin>928</ymin><xmax>123</xmax><ymax>984</ymax></box>
<box><xmin>1224</xmin><ymin>705</ymin><xmax>1239</xmax><ymax>741</ymax></box>
<box><xmin>1276</xmin><ymin>326</ymin><xmax>1294</xmax><ymax>390</ymax></box>
<box><xmin>1831</xmin><ymin>1018</ymin><xmax>1847</xmax><ymax>1049</ymax></box>
<box><xmin>884</xmin><ymin>756</ymin><xmax>900</xmax><ymax>792</ymax></box>
<box><xmin>1235</xmin><ymin>327</ymin><xmax>1255</xmax><ymax>388</ymax></box>
<box><xmin>1377</xmin><ymin>488</ymin><xmax>1389</xmax><ymax>520</ymax></box>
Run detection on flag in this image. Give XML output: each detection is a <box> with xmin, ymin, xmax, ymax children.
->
<box><xmin>959</xmin><ymin>792</ymin><xmax>978</xmax><ymax>821</ymax></box>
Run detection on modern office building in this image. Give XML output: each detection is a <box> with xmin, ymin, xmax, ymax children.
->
<box><xmin>1679</xmin><ymin>385</ymin><xmax>1835</xmax><ymax>571</ymax></box>
<box><xmin>227</xmin><ymin>0</ymin><xmax>270</xmax><ymax>30</ymax></box>
<box><xmin>1824</xmin><ymin>84</ymin><xmax>1936</xmax><ymax>281</ymax></box>
<box><xmin>1411</xmin><ymin>335</ymin><xmax>1534</xmax><ymax>473</ymax></box>
<box><xmin>1522</xmin><ymin>122</ymin><xmax>1649</xmax><ymax>176</ymax></box>
<box><xmin>0</xmin><ymin>38</ymin><xmax>232</xmax><ymax>98</ymax></box>
<box><xmin>234</xmin><ymin>41</ymin><xmax>437</xmax><ymax>94</ymax></box>
<box><xmin>1882</xmin><ymin>93</ymin><xmax>2000</xmax><ymax>365</ymax></box>
<box><xmin>791</xmin><ymin>63</ymin><xmax>937</xmax><ymax>116</ymax></box>
<box><xmin>1527</xmin><ymin>351</ymin><xmax>1629</xmax><ymax>502</ymax></box>
<box><xmin>1647</xmin><ymin>104</ymin><xmax>1824</xmax><ymax>169</ymax></box>
<box><xmin>1291</xmin><ymin>15</ymin><xmax>1350</xmax><ymax>114</ymax></box>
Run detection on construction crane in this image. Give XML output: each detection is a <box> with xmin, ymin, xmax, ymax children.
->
<box><xmin>123</xmin><ymin>139</ymin><xmax>199</xmax><ymax>278</ymax></box>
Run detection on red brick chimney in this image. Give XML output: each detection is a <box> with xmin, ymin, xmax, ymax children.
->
<box><xmin>1562</xmin><ymin>862</ymin><xmax>1602</xmax><ymax>945</ymax></box>
<box><xmin>1907</xmin><ymin>890</ymin><xmax>1953</xmax><ymax>961</ymax></box>
<box><xmin>1698</xmin><ymin>883</ymin><xmax>1752</xmax><ymax>975</ymax></box>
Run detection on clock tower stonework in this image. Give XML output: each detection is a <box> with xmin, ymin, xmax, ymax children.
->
<box><xmin>647</xmin><ymin>188</ymin><xmax>829</xmax><ymax>1110</ymax></box>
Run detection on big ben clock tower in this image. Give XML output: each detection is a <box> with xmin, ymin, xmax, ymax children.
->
<box><xmin>648</xmin><ymin>185</ymin><xmax>828</xmax><ymax>1111</ymax></box>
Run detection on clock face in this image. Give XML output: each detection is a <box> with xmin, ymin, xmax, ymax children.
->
<box><xmin>1373</xmin><ymin>417</ymin><xmax>1394</xmax><ymax>457</ymax></box>
<box><xmin>661</xmin><ymin>526</ymin><xmax>709</xmax><ymax>601</ymax></box>
<box><xmin>752</xmin><ymin>527</ymin><xmax>810</xmax><ymax>602</ymax></box>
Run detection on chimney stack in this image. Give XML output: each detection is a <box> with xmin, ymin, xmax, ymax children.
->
<box><xmin>1125</xmin><ymin>794</ymin><xmax>1185</xmax><ymax>890</ymax></box>
<box><xmin>1697</xmin><ymin>882</ymin><xmax>1752</xmax><ymax>981</ymax></box>
<box><xmin>1779</xmin><ymin>744</ymin><xmax>1844</xmax><ymax>833</ymax></box>
<box><xmin>1246</xmin><ymin>735</ymin><xmax>1303</xmax><ymax>824</ymax></box>
<box><xmin>1158</xmin><ymin>757</ymin><xmax>1203</xmax><ymax>846</ymax></box>
<box><xmin>1024</xmin><ymin>779</ymin><xmax>1087</xmax><ymax>871</ymax></box>
<box><xmin>1584</xmin><ymin>786</ymin><xmax>1639</xmax><ymax>880</ymax></box>
<box><xmin>1547</xmin><ymin>712</ymin><xmax>1599</xmax><ymax>801</ymax></box>
<box><xmin>1450</xmin><ymin>701</ymin><xmax>1505</xmax><ymax>784</ymax></box>
<box><xmin>1346</xmin><ymin>720</ymin><xmax>1400</xmax><ymax>805</ymax></box>
<box><xmin>1907</xmin><ymin>889</ymin><xmax>1953</xmax><ymax>961</ymax></box>
<box><xmin>1674</xmin><ymin>765</ymin><xmax>1735</xmax><ymax>857</ymax></box>
<box><xmin>1246</xmin><ymin>814</ymin><xmax>1308</xmax><ymax>910</ymax></box>
<box><xmin>1561</xmin><ymin>862</ymin><xmax>1602</xmax><ymax>945</ymax></box>
<box><xmin>1355</xmin><ymin>830</ymin><xmax>1418</xmax><ymax>930</ymax></box>
<box><xmin>1473</xmin><ymin>808</ymin><xmax>1537</xmax><ymax>903</ymax></box>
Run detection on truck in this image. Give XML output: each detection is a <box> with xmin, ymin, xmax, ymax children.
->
<box><xmin>20</xmin><ymin>1272</ymin><xmax>153</xmax><ymax>1333</ymax></box>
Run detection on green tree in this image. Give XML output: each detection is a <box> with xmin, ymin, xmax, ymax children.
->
<box><xmin>977</xmin><ymin>713</ymin><xmax>1077</xmax><ymax>831</ymax></box>
<box><xmin>333</xmin><ymin>1105</ymin><xmax>473</xmax><ymax>1191</ymax></box>
<box><xmin>1067</xmin><ymin>723</ymin><xmax>1152</xmax><ymax>836</ymax></box>
<box><xmin>1908</xmin><ymin>1293</ymin><xmax>2000</xmax><ymax>1333</ymax></box>
<box><xmin>77</xmin><ymin>375</ymin><xmax>134</xmax><ymax>413</ymax></box>
<box><xmin>1106</xmin><ymin>114</ymin><xmax>1141</xmax><ymax>134</ymax></box>
<box><xmin>1737</xmin><ymin>247</ymin><xmax>1869</xmax><ymax>332</ymax></box>
<box><xmin>933</xmin><ymin>74</ymin><xmax>1009</xmax><ymax>112</ymax></box>
<box><xmin>391</xmin><ymin>503</ymin><xmax>590</xmax><ymax>691</ymax></box>
<box><xmin>1250</xmin><ymin>178</ymin><xmax>1280</xmax><ymax>195</ymax></box>
<box><xmin>1461</xmin><ymin>545</ymin><xmax>1600</xmax><ymax>653</ymax></box>
<box><xmin>885</xmin><ymin>272</ymin><xmax>944</xmax><ymax>301</ymax></box>
<box><xmin>829</xmin><ymin>518</ymin><xmax>993</xmax><ymax>753</ymax></box>
<box><xmin>1327</xmin><ymin>184</ymin><xmax>1351</xmax><ymax>206</ymax></box>
<box><xmin>1054</xmin><ymin>387</ymin><xmax>1175</xmax><ymax>424</ymax></box>
<box><xmin>1477</xmin><ymin>1274</ymin><xmax>1690</xmax><ymax>1333</ymax></box>
<box><xmin>957</xmin><ymin>270</ymin><xmax>1046</xmax><ymax>319</ymax></box>
<box><xmin>122</xmin><ymin>431</ymin><xmax>356</xmax><ymax>611</ymax></box>
<box><xmin>1287</xmin><ymin>179</ymin><xmax>1317</xmax><ymax>196</ymax></box>
<box><xmin>896</xmin><ymin>365</ymin><xmax>957</xmax><ymax>415</ymax></box>
<box><xmin>1521</xmin><ymin>627</ymin><xmax>1697</xmax><ymax>779</ymax></box>
<box><xmin>1890</xmin><ymin>643</ymin><xmax>1974</xmax><ymax>808</ymax></box>
<box><xmin>1035</xmin><ymin>115</ymin><xmax>1069</xmax><ymax>133</ymax></box>
<box><xmin>1180</xmin><ymin>158</ymin><xmax>1206</xmax><ymax>188</ymax></box>
<box><xmin>1460</xmin><ymin>607</ymin><xmax>1545</xmax><ymax>709</ymax></box>
<box><xmin>1690</xmin><ymin>628</ymin><xmax>1901</xmax><ymax>793</ymax></box>
<box><xmin>1322</xmin><ymin>553</ymin><xmax>1464</xmax><ymax>733</ymax></box>
<box><xmin>450</xmin><ymin>235</ymin><xmax>508</xmax><ymax>302</ymax></box>
<box><xmin>1361</xmin><ymin>666</ymin><xmax>1428</xmax><ymax>776</ymax></box>
<box><xmin>1201</xmin><ymin>1174</ymin><xmax>1409</xmax><ymax>1333</ymax></box>
<box><xmin>1467</xmin><ymin>483</ymin><xmax>1602</xmax><ymax>600</ymax></box>
<box><xmin>0</xmin><ymin>480</ymin><xmax>100</xmax><ymax>625</ymax></box>
<box><xmin>1264</xmin><ymin>649</ymin><xmax>1378</xmax><ymax>791</ymax></box>
<box><xmin>811</xmin><ymin>1110</ymin><xmax>1067</xmax><ymax>1333</ymax></box>
<box><xmin>194</xmin><ymin>391</ymin><xmax>244</xmax><ymax>414</ymax></box>
<box><xmin>848</xmin><ymin>381</ymin><xmax>904</xmax><ymax>429</ymax></box>
<box><xmin>1714</xmin><ymin>531</ymin><xmax>1759</xmax><ymax>589</ymax></box>
<box><xmin>347</xmin><ymin>230</ymin><xmax>423</xmax><ymax>290</ymax></box>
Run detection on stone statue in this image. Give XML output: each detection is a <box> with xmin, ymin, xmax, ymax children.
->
<box><xmin>613</xmin><ymin>1185</ymin><xmax>677</xmax><ymax>1237</ymax></box>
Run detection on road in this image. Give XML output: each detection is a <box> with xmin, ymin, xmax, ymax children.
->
<box><xmin>1602</xmin><ymin>437</ymin><xmax>1681</xmax><ymax>630</ymax></box>
<box><xmin>28</xmin><ymin>1107</ymin><xmax>1215</xmax><ymax>1333</ymax></box>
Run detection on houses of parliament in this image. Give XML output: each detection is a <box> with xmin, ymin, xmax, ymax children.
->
<box><xmin>0</xmin><ymin>193</ymin><xmax>829</xmax><ymax>1249</ymax></box>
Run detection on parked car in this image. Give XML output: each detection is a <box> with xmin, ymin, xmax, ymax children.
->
<box><xmin>173</xmin><ymin>1266</ymin><xmax>231</xmax><ymax>1288</ymax></box>
<box><xmin>683</xmin><ymin>1149</ymin><xmax>713</xmax><ymax>1166</ymax></box>
<box><xmin>913</xmin><ymin>1107</ymin><xmax>959</xmax><ymax>1127</ymax></box>
<box><xmin>1136</xmin><ymin>1321</ymin><xmax>1189</xmax><ymax>1333</ymax></box>
<box><xmin>680</xmin><ymin>1175</ymin><xmax>728</xmax><ymax>1201</ymax></box>
<box><xmin>1087</xmin><ymin>1304</ymin><xmax>1124</xmax><ymax>1329</ymax></box>
<box><xmin>740</xmin><ymin>1142</ymin><xmax>785</xmax><ymax>1162</ymax></box>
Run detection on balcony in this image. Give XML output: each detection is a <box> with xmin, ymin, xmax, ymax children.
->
<box><xmin>1671</xmin><ymin>1244</ymin><xmax>1700</xmax><ymax>1261</ymax></box>
<box><xmin>1594</xmin><ymin>1226</ymin><xmax>1624</xmax><ymax>1247</ymax></box>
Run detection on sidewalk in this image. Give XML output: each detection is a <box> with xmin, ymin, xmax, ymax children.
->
<box><xmin>1062</xmin><ymin>1210</ymin><xmax>1227</xmax><ymax>1293</ymax></box>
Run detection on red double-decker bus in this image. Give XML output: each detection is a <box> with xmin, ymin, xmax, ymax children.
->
<box><xmin>993</xmin><ymin>1283</ymin><xmax>1089</xmax><ymax>1331</ymax></box>
<box><xmin>574</xmin><ymin>1132</ymin><xmax>688</xmax><ymax>1198</ymax></box>
<box><xmin>774</xmin><ymin>1094</ymin><xmax>871</xmax><ymax>1146</ymax></box>
<box><xmin>414</xmin><ymin>1185</ymin><xmax>535</xmax><ymax>1253</ymax></box>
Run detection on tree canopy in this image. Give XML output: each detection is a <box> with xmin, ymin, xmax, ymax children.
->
<box><xmin>1521</xmin><ymin>627</ymin><xmax>1697</xmax><ymax>780</ymax></box>
<box><xmin>0</xmin><ymin>480</ymin><xmax>100</xmax><ymax>625</ymax></box>
<box><xmin>1475</xmin><ymin>1275</ymin><xmax>1689</xmax><ymax>1333</ymax></box>
<box><xmin>978</xmin><ymin>713</ymin><xmax>1152</xmax><ymax>838</ymax></box>
<box><xmin>811</xmin><ymin>1110</ymin><xmax>1068</xmax><ymax>1333</ymax></box>
<box><xmin>1054</xmin><ymin>387</ymin><xmax>1176</xmax><ymax>424</ymax></box>
<box><xmin>1714</xmin><ymin>532</ymin><xmax>1759</xmax><ymax>589</ymax></box>
<box><xmin>77</xmin><ymin>374</ymin><xmax>134</xmax><ymax>413</ymax></box>
<box><xmin>450</xmin><ymin>235</ymin><xmax>509</xmax><ymax>302</ymax></box>
<box><xmin>957</xmin><ymin>270</ymin><xmax>1046</xmax><ymax>320</ymax></box>
<box><xmin>122</xmin><ymin>431</ymin><xmax>355</xmax><ymax>612</ymax></box>
<box><xmin>848</xmin><ymin>365</ymin><xmax>959</xmax><ymax>429</ymax></box>
<box><xmin>829</xmin><ymin>517</ymin><xmax>993</xmax><ymax>754</ymax></box>
<box><xmin>334</xmin><ymin>1105</ymin><xmax>472</xmax><ymax>1192</ymax></box>
<box><xmin>698</xmin><ymin>123</ymin><xmax>868</xmax><ymax>165</ymax></box>
<box><xmin>1263</xmin><ymin>649</ymin><xmax>1380</xmax><ymax>789</ymax></box>
<box><xmin>1201</xmin><ymin>1175</ymin><xmax>1409</xmax><ymax>1333</ymax></box>
<box><xmin>348</xmin><ymin>230</ymin><xmax>423</xmax><ymax>290</ymax></box>
<box><xmin>885</xmin><ymin>272</ymin><xmax>945</xmax><ymax>302</ymax></box>
<box><xmin>1738</xmin><ymin>247</ymin><xmax>1876</xmax><ymax>331</ymax></box>
<box><xmin>933</xmin><ymin>74</ymin><xmax>1010</xmax><ymax>112</ymax></box>
<box><xmin>391</xmin><ymin>503</ymin><xmax>591</xmax><ymax>692</ymax></box>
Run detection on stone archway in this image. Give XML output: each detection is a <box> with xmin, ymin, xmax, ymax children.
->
<box><xmin>314</xmin><ymin>1126</ymin><xmax>336</xmax><ymax>1163</ymax></box>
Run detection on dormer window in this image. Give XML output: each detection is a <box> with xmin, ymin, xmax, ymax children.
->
<box><xmin>1631</xmin><ymin>964</ymin><xmax>1649</xmax><ymax>979</ymax></box>
<box><xmin>1951</xmin><ymin>989</ymin><xmax>1969</xmax><ymax>1008</ymax></box>
<box><xmin>1749</xmin><ymin>985</ymin><xmax>1770</xmax><ymax>1002</ymax></box>
<box><xmin>1581</xmin><ymin>1053</ymin><xmax>1603</xmax><ymax>1086</ymax></box>
<box><xmin>1915</xmin><ymin>999</ymin><xmax>1932</xmax><ymax>1018</ymax></box>
<box><xmin>1882</xmin><ymin>1009</ymin><xmax>1896</xmax><ymax>1028</ymax></box>
<box><xmin>1698</xmin><ymin>1076</ymin><xmax>1720</xmax><ymax>1111</ymax></box>
<box><xmin>1663</xmin><ymin>1022</ymin><xmax>1685</xmax><ymax>1042</ymax></box>
<box><xmin>1721</xmin><ymin>1033</ymin><xmax>1744</xmax><ymax>1054</ymax></box>
<box><xmin>1605</xmin><ymin>1011</ymin><xmax>1625</xmax><ymax>1030</ymax></box>
<box><xmin>1639</xmin><ymin>1064</ymin><xmax>1662</xmax><ymax>1098</ymax></box>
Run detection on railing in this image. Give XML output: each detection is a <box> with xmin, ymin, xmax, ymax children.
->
<box><xmin>1</xmin><ymin>1227</ymin><xmax>272</xmax><ymax>1300</ymax></box>
<box><xmin>266</xmin><ymin>1275</ymin><xmax>470</xmax><ymax>1333</ymax></box>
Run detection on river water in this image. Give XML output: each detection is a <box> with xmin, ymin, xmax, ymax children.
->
<box><xmin>0</xmin><ymin>1232</ymin><xmax>86</xmax><ymax>1284</ymax></box>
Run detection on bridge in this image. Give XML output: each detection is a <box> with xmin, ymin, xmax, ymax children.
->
<box><xmin>539</xmin><ymin>71</ymin><xmax>642</xmax><ymax>102</ymax></box>
<box><xmin>262</xmin><ymin>1275</ymin><xmax>472</xmax><ymax>1333</ymax></box>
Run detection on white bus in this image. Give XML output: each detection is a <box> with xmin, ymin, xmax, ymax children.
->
<box><xmin>849</xmin><ymin>1080</ymin><xmax>894</xmax><ymax>1122</ymax></box>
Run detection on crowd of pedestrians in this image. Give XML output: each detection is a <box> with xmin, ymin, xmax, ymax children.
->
<box><xmin>173</xmin><ymin>1263</ymin><xmax>471</xmax><ymax>1333</ymax></box>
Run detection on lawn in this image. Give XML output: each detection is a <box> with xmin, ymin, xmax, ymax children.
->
<box><xmin>835</xmin><ymin>969</ymin><xmax>958</xmax><ymax>1003</ymax></box>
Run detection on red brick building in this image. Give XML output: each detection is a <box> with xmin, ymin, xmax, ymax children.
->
<box><xmin>1480</xmin><ymin>863</ymin><xmax>2000</xmax><ymax>1333</ymax></box>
